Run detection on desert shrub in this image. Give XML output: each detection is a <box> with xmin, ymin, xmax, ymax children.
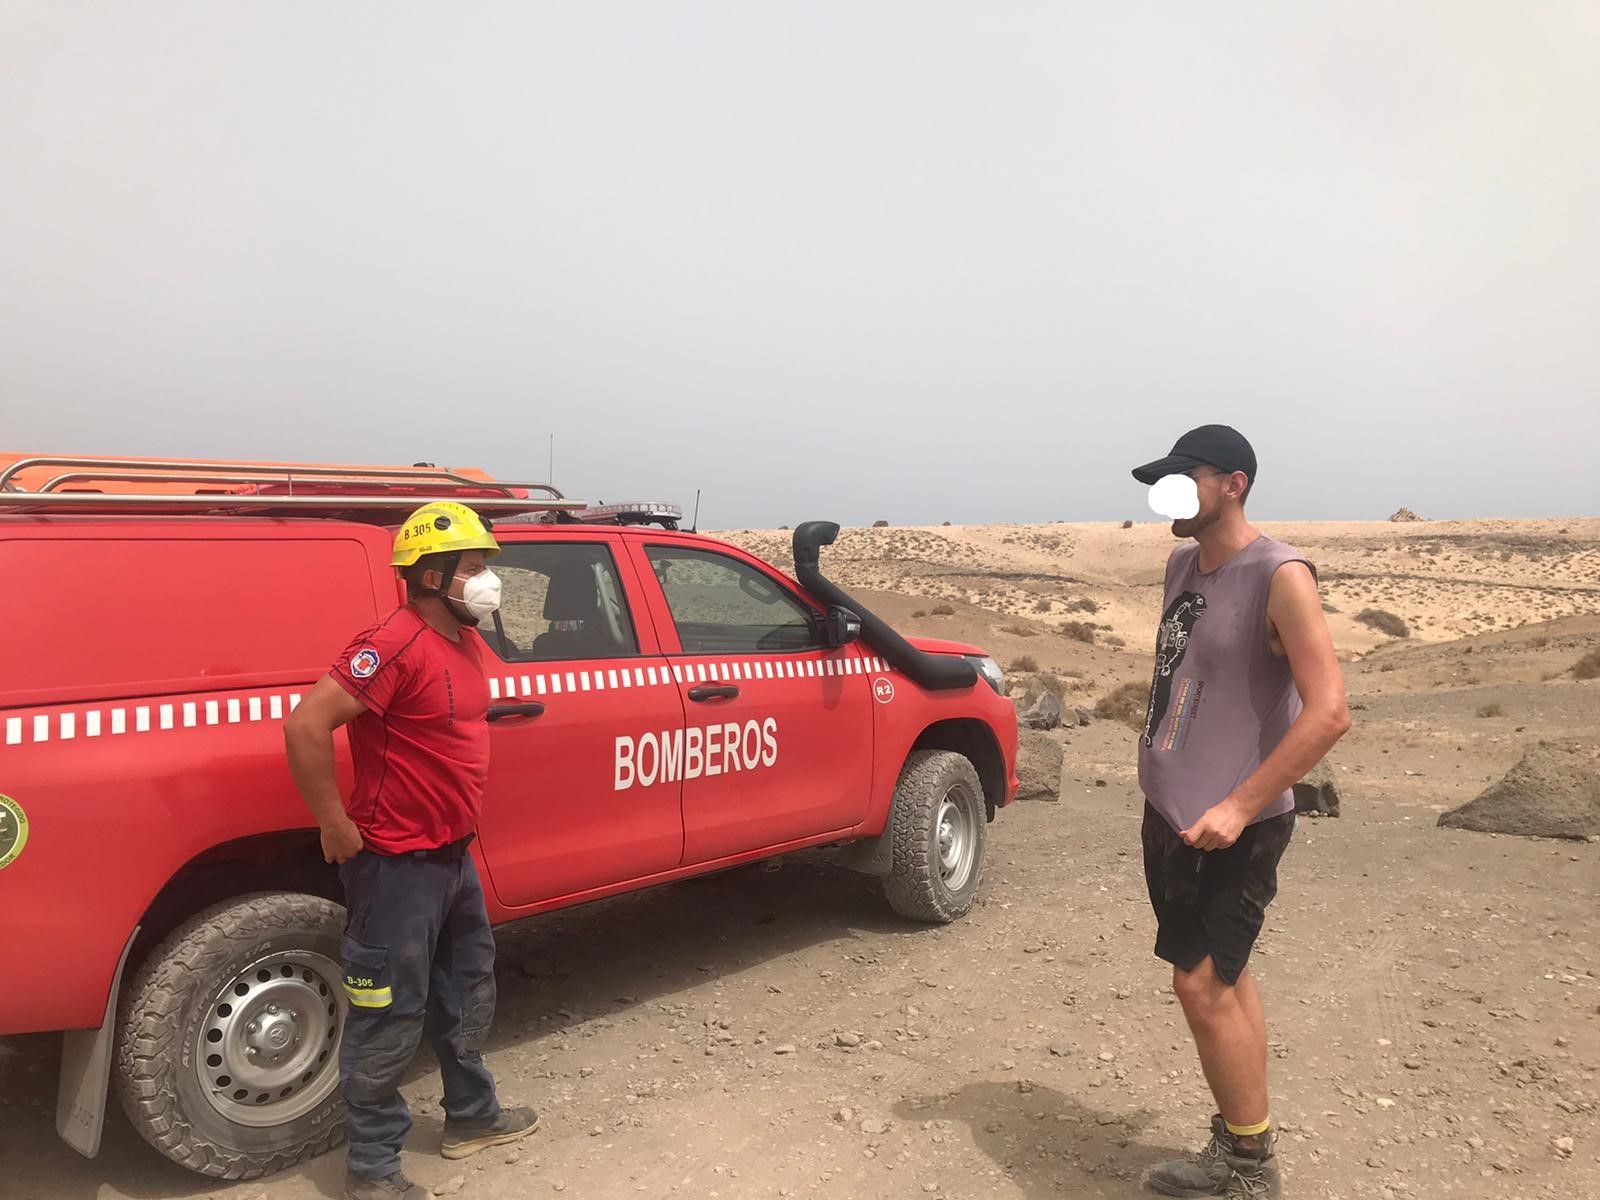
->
<box><xmin>1034</xmin><ymin>597</ymin><xmax>1053</xmax><ymax>613</ymax></box>
<box><xmin>1321</xmin><ymin>601</ymin><xmax>1340</xmax><ymax>614</ymax></box>
<box><xmin>911</xmin><ymin>610</ymin><xmax>927</xmax><ymax>619</ymax></box>
<box><xmin>1476</xmin><ymin>702</ymin><xmax>1504</xmax><ymax>718</ymax></box>
<box><xmin>1104</xmin><ymin>635</ymin><xmax>1127</xmax><ymax>648</ymax></box>
<box><xmin>1094</xmin><ymin>681</ymin><xmax>1148</xmax><ymax>730</ymax></box>
<box><xmin>930</xmin><ymin>604</ymin><xmax>956</xmax><ymax>616</ymax></box>
<box><xmin>872</xmin><ymin>519</ymin><xmax>890</xmax><ymax>528</ymax></box>
<box><xmin>1067</xmin><ymin>597</ymin><xmax>1100</xmax><ymax>614</ymax></box>
<box><xmin>1060</xmin><ymin>622</ymin><xmax>1097</xmax><ymax>645</ymax></box>
<box><xmin>1121</xmin><ymin>520</ymin><xmax>1134</xmax><ymax>529</ymax></box>
<box><xmin>1572</xmin><ymin>649</ymin><xmax>1600</xmax><ymax>680</ymax></box>
<box><xmin>1530</xmin><ymin>636</ymin><xmax>1549</xmax><ymax>649</ymax></box>
<box><xmin>999</xmin><ymin>623</ymin><xmax>1038</xmax><ymax>638</ymax></box>
<box><xmin>1012</xmin><ymin>654</ymin><xmax>1039</xmax><ymax>673</ymax></box>
<box><xmin>1356</xmin><ymin>608</ymin><xmax>1410</xmax><ymax>639</ymax></box>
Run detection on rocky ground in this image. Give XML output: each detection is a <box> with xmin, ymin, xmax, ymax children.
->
<box><xmin>3</xmin><ymin>519</ymin><xmax>1596</xmax><ymax>1199</ymax></box>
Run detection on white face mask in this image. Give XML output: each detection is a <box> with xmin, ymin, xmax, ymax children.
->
<box><xmin>457</xmin><ymin>570</ymin><xmax>502</xmax><ymax>623</ymax></box>
<box><xmin>1148</xmin><ymin>473</ymin><xmax>1201</xmax><ymax>520</ymax></box>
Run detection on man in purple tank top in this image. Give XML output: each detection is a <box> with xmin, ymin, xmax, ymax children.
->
<box><xmin>1130</xmin><ymin>425</ymin><xmax>1350</xmax><ymax>1199</ymax></box>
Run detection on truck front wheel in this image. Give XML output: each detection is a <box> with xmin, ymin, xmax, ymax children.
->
<box><xmin>115</xmin><ymin>893</ymin><xmax>348</xmax><ymax>1179</ymax></box>
<box><xmin>882</xmin><ymin>750</ymin><xmax>988</xmax><ymax>923</ymax></box>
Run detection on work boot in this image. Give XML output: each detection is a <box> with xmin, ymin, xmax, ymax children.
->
<box><xmin>344</xmin><ymin>1171</ymin><xmax>426</xmax><ymax>1200</ymax></box>
<box><xmin>1220</xmin><ymin>1143</ymin><xmax>1282</xmax><ymax>1199</ymax></box>
<box><xmin>1145</xmin><ymin>1114</ymin><xmax>1235</xmax><ymax>1197</ymax></box>
<box><xmin>440</xmin><ymin>1104</ymin><xmax>541</xmax><ymax>1160</ymax></box>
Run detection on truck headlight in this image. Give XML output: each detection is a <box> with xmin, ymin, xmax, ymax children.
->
<box><xmin>967</xmin><ymin>655</ymin><xmax>1005</xmax><ymax>695</ymax></box>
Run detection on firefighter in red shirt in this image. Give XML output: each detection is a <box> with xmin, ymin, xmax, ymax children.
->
<box><xmin>286</xmin><ymin>502</ymin><xmax>538</xmax><ymax>1200</ymax></box>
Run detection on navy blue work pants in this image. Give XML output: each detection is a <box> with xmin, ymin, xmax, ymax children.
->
<box><xmin>337</xmin><ymin>849</ymin><xmax>500</xmax><ymax>1180</ymax></box>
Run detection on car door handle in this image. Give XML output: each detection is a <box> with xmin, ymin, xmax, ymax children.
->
<box><xmin>687</xmin><ymin>685</ymin><xmax>740</xmax><ymax>702</ymax></box>
<box><xmin>487</xmin><ymin>702</ymin><xmax>546</xmax><ymax>722</ymax></box>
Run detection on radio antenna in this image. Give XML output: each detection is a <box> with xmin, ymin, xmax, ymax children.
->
<box><xmin>691</xmin><ymin>489</ymin><xmax>701</xmax><ymax>533</ymax></box>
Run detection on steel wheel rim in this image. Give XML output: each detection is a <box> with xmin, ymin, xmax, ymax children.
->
<box><xmin>194</xmin><ymin>950</ymin><xmax>346</xmax><ymax>1127</ymax></box>
<box><xmin>935</xmin><ymin>783</ymin><xmax>978</xmax><ymax>892</ymax></box>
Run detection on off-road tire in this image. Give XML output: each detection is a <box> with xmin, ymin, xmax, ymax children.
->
<box><xmin>882</xmin><ymin>750</ymin><xmax>987</xmax><ymax>923</ymax></box>
<box><xmin>115</xmin><ymin>892</ymin><xmax>348</xmax><ymax>1179</ymax></box>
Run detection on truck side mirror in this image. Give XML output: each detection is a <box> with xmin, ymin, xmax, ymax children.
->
<box><xmin>823</xmin><ymin>605</ymin><xmax>862</xmax><ymax>649</ymax></box>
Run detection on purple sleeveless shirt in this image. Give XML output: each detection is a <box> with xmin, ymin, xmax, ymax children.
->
<box><xmin>1137</xmin><ymin>535</ymin><xmax>1315</xmax><ymax>833</ymax></box>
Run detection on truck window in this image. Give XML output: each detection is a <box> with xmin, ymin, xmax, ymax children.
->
<box><xmin>480</xmin><ymin>543</ymin><xmax>639</xmax><ymax>663</ymax></box>
<box><xmin>647</xmin><ymin>547</ymin><xmax>819</xmax><ymax>654</ymax></box>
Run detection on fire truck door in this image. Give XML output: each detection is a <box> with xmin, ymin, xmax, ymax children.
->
<box><xmin>473</xmin><ymin>538</ymin><xmax>685</xmax><ymax>906</ymax></box>
<box><xmin>633</xmin><ymin>542</ymin><xmax>875</xmax><ymax>865</ymax></box>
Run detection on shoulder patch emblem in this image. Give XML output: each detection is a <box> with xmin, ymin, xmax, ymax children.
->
<box><xmin>350</xmin><ymin>648</ymin><xmax>381</xmax><ymax>679</ymax></box>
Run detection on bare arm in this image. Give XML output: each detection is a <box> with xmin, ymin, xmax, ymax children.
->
<box><xmin>284</xmin><ymin>675</ymin><xmax>372</xmax><ymax>863</ymax></box>
<box><xmin>1182</xmin><ymin>562</ymin><xmax>1352</xmax><ymax>850</ymax></box>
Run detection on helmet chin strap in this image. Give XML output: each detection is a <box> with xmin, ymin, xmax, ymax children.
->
<box><xmin>418</xmin><ymin>551</ymin><xmax>476</xmax><ymax>625</ymax></box>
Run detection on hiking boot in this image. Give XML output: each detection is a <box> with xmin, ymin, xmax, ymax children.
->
<box><xmin>1146</xmin><ymin>1115</ymin><xmax>1235</xmax><ymax>1197</ymax></box>
<box><xmin>1220</xmin><ymin>1147</ymin><xmax>1282</xmax><ymax>1199</ymax></box>
<box><xmin>440</xmin><ymin>1104</ymin><xmax>541</xmax><ymax>1160</ymax></box>
<box><xmin>344</xmin><ymin>1171</ymin><xmax>426</xmax><ymax>1200</ymax></box>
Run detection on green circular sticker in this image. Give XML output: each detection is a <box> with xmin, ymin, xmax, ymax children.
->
<box><xmin>0</xmin><ymin>795</ymin><xmax>29</xmax><ymax>870</ymax></box>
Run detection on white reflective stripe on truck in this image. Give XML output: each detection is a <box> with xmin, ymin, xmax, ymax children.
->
<box><xmin>0</xmin><ymin>653</ymin><xmax>894</xmax><ymax>749</ymax></box>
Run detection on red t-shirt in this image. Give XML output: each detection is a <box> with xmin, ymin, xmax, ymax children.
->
<box><xmin>330</xmin><ymin>605</ymin><xmax>492</xmax><ymax>854</ymax></box>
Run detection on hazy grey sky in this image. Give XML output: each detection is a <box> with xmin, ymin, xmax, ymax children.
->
<box><xmin>3</xmin><ymin>3</ymin><xmax>1596</xmax><ymax>528</ymax></box>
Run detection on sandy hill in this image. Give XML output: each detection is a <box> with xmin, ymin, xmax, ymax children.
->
<box><xmin>718</xmin><ymin>517</ymin><xmax>1600</xmax><ymax>657</ymax></box>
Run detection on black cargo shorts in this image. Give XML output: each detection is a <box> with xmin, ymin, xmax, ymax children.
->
<box><xmin>1141</xmin><ymin>801</ymin><xmax>1294</xmax><ymax>985</ymax></box>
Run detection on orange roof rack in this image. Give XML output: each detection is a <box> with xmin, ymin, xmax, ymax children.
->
<box><xmin>0</xmin><ymin>453</ymin><xmax>584</xmax><ymax>517</ymax></box>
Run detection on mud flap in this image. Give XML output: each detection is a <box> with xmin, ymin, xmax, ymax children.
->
<box><xmin>56</xmin><ymin>925</ymin><xmax>139</xmax><ymax>1158</ymax></box>
<box><xmin>834</xmin><ymin>830</ymin><xmax>894</xmax><ymax>877</ymax></box>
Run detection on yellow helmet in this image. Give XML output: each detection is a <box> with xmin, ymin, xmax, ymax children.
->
<box><xmin>391</xmin><ymin>502</ymin><xmax>500</xmax><ymax>568</ymax></box>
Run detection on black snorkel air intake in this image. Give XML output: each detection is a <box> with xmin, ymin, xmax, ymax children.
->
<box><xmin>793</xmin><ymin>520</ymin><xmax>977</xmax><ymax>691</ymax></box>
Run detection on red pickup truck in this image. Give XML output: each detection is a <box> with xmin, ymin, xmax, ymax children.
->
<box><xmin>0</xmin><ymin>454</ymin><xmax>1018</xmax><ymax>1179</ymax></box>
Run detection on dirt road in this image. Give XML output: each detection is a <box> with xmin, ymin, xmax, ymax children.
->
<box><xmin>4</xmin><ymin>708</ymin><xmax>1595</xmax><ymax>1200</ymax></box>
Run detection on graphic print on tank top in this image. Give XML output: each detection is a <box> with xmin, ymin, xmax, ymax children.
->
<box><xmin>1142</xmin><ymin>591</ymin><xmax>1206</xmax><ymax>748</ymax></box>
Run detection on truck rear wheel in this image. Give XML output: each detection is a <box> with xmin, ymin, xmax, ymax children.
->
<box><xmin>882</xmin><ymin>750</ymin><xmax>987</xmax><ymax>923</ymax></box>
<box><xmin>115</xmin><ymin>893</ymin><xmax>348</xmax><ymax>1179</ymax></box>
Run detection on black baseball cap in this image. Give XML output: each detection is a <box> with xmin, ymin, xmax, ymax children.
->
<box><xmin>1132</xmin><ymin>424</ymin><xmax>1257</xmax><ymax>486</ymax></box>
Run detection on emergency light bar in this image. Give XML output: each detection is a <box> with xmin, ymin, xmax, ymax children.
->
<box><xmin>575</xmin><ymin>502</ymin><xmax>684</xmax><ymax>525</ymax></box>
<box><xmin>499</xmin><ymin>500</ymin><xmax>683</xmax><ymax>529</ymax></box>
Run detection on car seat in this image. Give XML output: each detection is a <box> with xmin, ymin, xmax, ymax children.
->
<box><xmin>529</xmin><ymin>567</ymin><xmax>621</xmax><ymax>660</ymax></box>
